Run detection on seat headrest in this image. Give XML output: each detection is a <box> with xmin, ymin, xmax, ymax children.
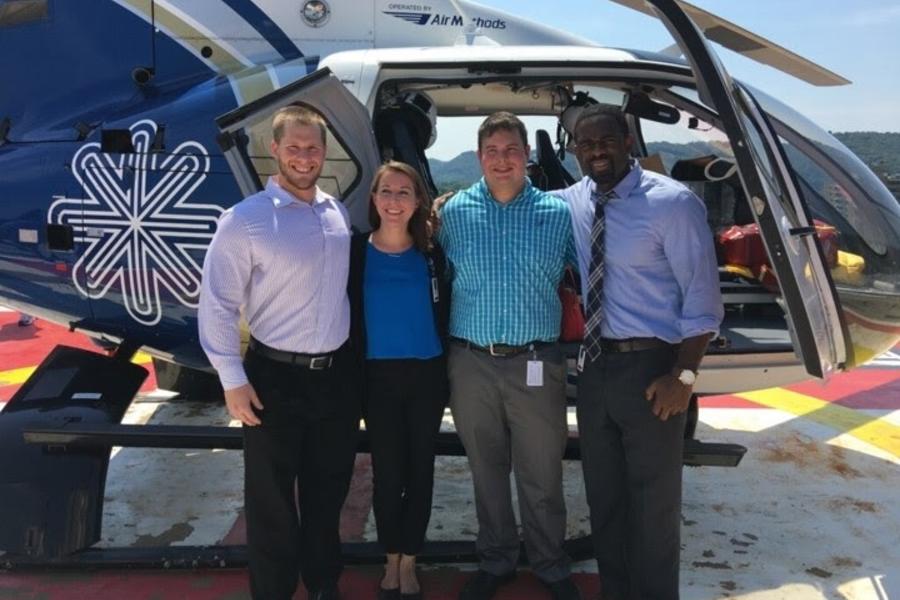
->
<box><xmin>375</xmin><ymin>92</ymin><xmax>436</xmax><ymax>150</ymax></box>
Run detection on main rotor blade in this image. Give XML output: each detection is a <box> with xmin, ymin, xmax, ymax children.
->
<box><xmin>611</xmin><ymin>0</ymin><xmax>851</xmax><ymax>86</ymax></box>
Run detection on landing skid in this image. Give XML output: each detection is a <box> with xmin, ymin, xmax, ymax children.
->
<box><xmin>0</xmin><ymin>345</ymin><xmax>745</xmax><ymax>568</ymax></box>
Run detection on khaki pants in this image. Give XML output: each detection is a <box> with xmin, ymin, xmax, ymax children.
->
<box><xmin>448</xmin><ymin>341</ymin><xmax>571</xmax><ymax>583</ymax></box>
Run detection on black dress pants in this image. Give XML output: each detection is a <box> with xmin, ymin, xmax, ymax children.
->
<box><xmin>364</xmin><ymin>356</ymin><xmax>448</xmax><ymax>555</ymax></box>
<box><xmin>577</xmin><ymin>345</ymin><xmax>686</xmax><ymax>600</ymax></box>
<box><xmin>242</xmin><ymin>344</ymin><xmax>360</xmax><ymax>600</ymax></box>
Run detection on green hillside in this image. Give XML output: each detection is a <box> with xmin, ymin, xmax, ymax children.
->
<box><xmin>834</xmin><ymin>132</ymin><xmax>900</xmax><ymax>177</ymax></box>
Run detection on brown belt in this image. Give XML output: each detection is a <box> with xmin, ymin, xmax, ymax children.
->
<box><xmin>249</xmin><ymin>337</ymin><xmax>335</xmax><ymax>369</ymax></box>
<box><xmin>599</xmin><ymin>337</ymin><xmax>672</xmax><ymax>353</ymax></box>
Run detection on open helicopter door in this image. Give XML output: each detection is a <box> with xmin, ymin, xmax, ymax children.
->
<box><xmin>643</xmin><ymin>0</ymin><xmax>848</xmax><ymax>378</ymax></box>
<box><xmin>214</xmin><ymin>68</ymin><xmax>381</xmax><ymax>231</ymax></box>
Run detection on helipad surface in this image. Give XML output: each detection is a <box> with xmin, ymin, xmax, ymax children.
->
<box><xmin>1</xmin><ymin>309</ymin><xmax>898</xmax><ymax>599</ymax></box>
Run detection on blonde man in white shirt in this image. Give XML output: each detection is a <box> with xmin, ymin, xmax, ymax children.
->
<box><xmin>199</xmin><ymin>106</ymin><xmax>359</xmax><ymax>600</ymax></box>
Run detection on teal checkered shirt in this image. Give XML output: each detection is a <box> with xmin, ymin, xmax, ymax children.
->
<box><xmin>438</xmin><ymin>177</ymin><xmax>576</xmax><ymax>346</ymax></box>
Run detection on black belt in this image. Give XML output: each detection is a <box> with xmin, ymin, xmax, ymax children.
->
<box><xmin>599</xmin><ymin>337</ymin><xmax>672</xmax><ymax>353</ymax></box>
<box><xmin>451</xmin><ymin>337</ymin><xmax>551</xmax><ymax>358</ymax></box>
<box><xmin>249</xmin><ymin>337</ymin><xmax>335</xmax><ymax>369</ymax></box>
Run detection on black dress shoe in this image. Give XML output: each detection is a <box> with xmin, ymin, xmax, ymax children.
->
<box><xmin>544</xmin><ymin>576</ymin><xmax>581</xmax><ymax>600</ymax></box>
<box><xmin>309</xmin><ymin>585</ymin><xmax>340</xmax><ymax>600</ymax></box>
<box><xmin>377</xmin><ymin>586</ymin><xmax>401</xmax><ymax>600</ymax></box>
<box><xmin>458</xmin><ymin>570</ymin><xmax>516</xmax><ymax>600</ymax></box>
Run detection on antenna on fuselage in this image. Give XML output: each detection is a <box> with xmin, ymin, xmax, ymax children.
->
<box><xmin>132</xmin><ymin>0</ymin><xmax>158</xmax><ymax>86</ymax></box>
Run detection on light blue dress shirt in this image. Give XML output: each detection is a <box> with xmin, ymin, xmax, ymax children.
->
<box><xmin>437</xmin><ymin>177</ymin><xmax>576</xmax><ymax>346</ymax></box>
<box><xmin>198</xmin><ymin>178</ymin><xmax>351</xmax><ymax>390</ymax></box>
<box><xmin>553</xmin><ymin>163</ymin><xmax>723</xmax><ymax>342</ymax></box>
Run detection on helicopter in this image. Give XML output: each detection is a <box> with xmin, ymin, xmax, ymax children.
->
<box><xmin>0</xmin><ymin>0</ymin><xmax>898</xmax><ymax>567</ymax></box>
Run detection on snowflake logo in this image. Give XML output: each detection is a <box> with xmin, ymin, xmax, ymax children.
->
<box><xmin>49</xmin><ymin>119</ymin><xmax>223</xmax><ymax>325</ymax></box>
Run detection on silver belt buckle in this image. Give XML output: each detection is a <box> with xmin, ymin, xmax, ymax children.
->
<box><xmin>488</xmin><ymin>343</ymin><xmax>503</xmax><ymax>357</ymax></box>
<box><xmin>309</xmin><ymin>355</ymin><xmax>332</xmax><ymax>370</ymax></box>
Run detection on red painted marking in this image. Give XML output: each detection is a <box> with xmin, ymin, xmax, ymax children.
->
<box><xmin>787</xmin><ymin>368</ymin><xmax>900</xmax><ymax>409</ymax></box>
<box><xmin>0</xmin><ymin>312</ymin><xmax>102</xmax><ymax>369</ymax></box>
<box><xmin>699</xmin><ymin>394</ymin><xmax>762</xmax><ymax>408</ymax></box>
<box><xmin>0</xmin><ymin>568</ymin><xmax>600</xmax><ymax>599</ymax></box>
<box><xmin>0</xmin><ymin>313</ymin><xmax>156</xmax><ymax>401</ymax></box>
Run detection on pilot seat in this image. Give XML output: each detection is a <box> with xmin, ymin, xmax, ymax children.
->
<box><xmin>373</xmin><ymin>91</ymin><xmax>439</xmax><ymax>198</ymax></box>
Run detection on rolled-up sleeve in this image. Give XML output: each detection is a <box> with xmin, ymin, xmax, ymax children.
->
<box><xmin>198</xmin><ymin>210</ymin><xmax>252</xmax><ymax>390</ymax></box>
<box><xmin>663</xmin><ymin>192</ymin><xmax>724</xmax><ymax>338</ymax></box>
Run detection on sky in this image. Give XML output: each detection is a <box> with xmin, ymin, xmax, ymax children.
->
<box><xmin>427</xmin><ymin>0</ymin><xmax>900</xmax><ymax>159</ymax></box>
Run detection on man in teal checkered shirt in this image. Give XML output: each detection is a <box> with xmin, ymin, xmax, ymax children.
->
<box><xmin>437</xmin><ymin>112</ymin><xmax>580</xmax><ymax>600</ymax></box>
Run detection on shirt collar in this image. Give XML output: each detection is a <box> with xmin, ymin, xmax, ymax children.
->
<box><xmin>591</xmin><ymin>159</ymin><xmax>642</xmax><ymax>201</ymax></box>
<box><xmin>266</xmin><ymin>177</ymin><xmax>326</xmax><ymax>208</ymax></box>
<box><xmin>477</xmin><ymin>176</ymin><xmax>533</xmax><ymax>207</ymax></box>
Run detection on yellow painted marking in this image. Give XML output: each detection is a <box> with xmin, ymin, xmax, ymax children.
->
<box><xmin>0</xmin><ymin>352</ymin><xmax>153</xmax><ymax>387</ymax></box>
<box><xmin>737</xmin><ymin>388</ymin><xmax>900</xmax><ymax>459</ymax></box>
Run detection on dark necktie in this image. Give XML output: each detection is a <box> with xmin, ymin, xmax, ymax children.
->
<box><xmin>583</xmin><ymin>190</ymin><xmax>615</xmax><ymax>362</ymax></box>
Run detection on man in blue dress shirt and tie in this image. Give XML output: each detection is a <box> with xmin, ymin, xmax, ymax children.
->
<box><xmin>554</xmin><ymin>104</ymin><xmax>723</xmax><ymax>600</ymax></box>
<box><xmin>438</xmin><ymin>112</ymin><xmax>581</xmax><ymax>600</ymax></box>
<box><xmin>199</xmin><ymin>106</ymin><xmax>359</xmax><ymax>600</ymax></box>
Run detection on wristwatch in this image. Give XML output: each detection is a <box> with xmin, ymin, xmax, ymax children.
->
<box><xmin>673</xmin><ymin>368</ymin><xmax>696</xmax><ymax>387</ymax></box>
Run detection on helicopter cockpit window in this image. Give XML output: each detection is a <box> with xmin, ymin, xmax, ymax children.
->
<box><xmin>239</xmin><ymin>108</ymin><xmax>359</xmax><ymax>201</ymax></box>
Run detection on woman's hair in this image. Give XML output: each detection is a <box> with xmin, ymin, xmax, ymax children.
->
<box><xmin>368</xmin><ymin>161</ymin><xmax>434</xmax><ymax>253</ymax></box>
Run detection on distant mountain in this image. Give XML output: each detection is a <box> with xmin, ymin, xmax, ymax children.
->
<box><xmin>428</xmin><ymin>151</ymin><xmax>479</xmax><ymax>193</ymax></box>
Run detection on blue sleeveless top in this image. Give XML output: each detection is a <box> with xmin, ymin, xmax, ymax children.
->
<box><xmin>364</xmin><ymin>243</ymin><xmax>442</xmax><ymax>359</ymax></box>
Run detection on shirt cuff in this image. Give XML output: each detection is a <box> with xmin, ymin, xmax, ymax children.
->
<box><xmin>680</xmin><ymin>319</ymin><xmax>721</xmax><ymax>340</ymax></box>
<box><xmin>213</xmin><ymin>359</ymin><xmax>249</xmax><ymax>391</ymax></box>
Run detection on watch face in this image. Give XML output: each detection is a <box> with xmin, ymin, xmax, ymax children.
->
<box><xmin>678</xmin><ymin>369</ymin><xmax>696</xmax><ymax>385</ymax></box>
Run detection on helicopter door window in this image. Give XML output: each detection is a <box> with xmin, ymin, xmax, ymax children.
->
<box><xmin>776</xmin><ymin>134</ymin><xmax>900</xmax><ymax>366</ymax></box>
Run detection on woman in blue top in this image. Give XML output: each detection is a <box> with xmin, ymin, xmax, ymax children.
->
<box><xmin>348</xmin><ymin>161</ymin><xmax>450</xmax><ymax>600</ymax></box>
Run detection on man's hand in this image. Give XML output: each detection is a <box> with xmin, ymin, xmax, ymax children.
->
<box><xmin>224</xmin><ymin>383</ymin><xmax>264</xmax><ymax>426</ymax></box>
<box><xmin>645</xmin><ymin>374</ymin><xmax>692</xmax><ymax>422</ymax></box>
<box><xmin>428</xmin><ymin>190</ymin><xmax>455</xmax><ymax>236</ymax></box>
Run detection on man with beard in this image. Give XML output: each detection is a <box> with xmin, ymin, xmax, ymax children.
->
<box><xmin>199</xmin><ymin>105</ymin><xmax>359</xmax><ymax>600</ymax></box>
<box><xmin>554</xmin><ymin>104</ymin><xmax>722</xmax><ymax>600</ymax></box>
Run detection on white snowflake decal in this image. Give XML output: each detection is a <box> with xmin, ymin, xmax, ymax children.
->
<box><xmin>49</xmin><ymin>119</ymin><xmax>223</xmax><ymax>325</ymax></box>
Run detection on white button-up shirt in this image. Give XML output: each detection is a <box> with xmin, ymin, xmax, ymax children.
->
<box><xmin>198</xmin><ymin>178</ymin><xmax>351</xmax><ymax>390</ymax></box>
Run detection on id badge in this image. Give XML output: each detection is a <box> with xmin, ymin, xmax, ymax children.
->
<box><xmin>577</xmin><ymin>345</ymin><xmax>586</xmax><ymax>373</ymax></box>
<box><xmin>527</xmin><ymin>360</ymin><xmax>544</xmax><ymax>387</ymax></box>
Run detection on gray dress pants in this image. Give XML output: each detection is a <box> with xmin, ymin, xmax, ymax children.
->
<box><xmin>577</xmin><ymin>345</ymin><xmax>685</xmax><ymax>600</ymax></box>
<box><xmin>448</xmin><ymin>341</ymin><xmax>571</xmax><ymax>583</ymax></box>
